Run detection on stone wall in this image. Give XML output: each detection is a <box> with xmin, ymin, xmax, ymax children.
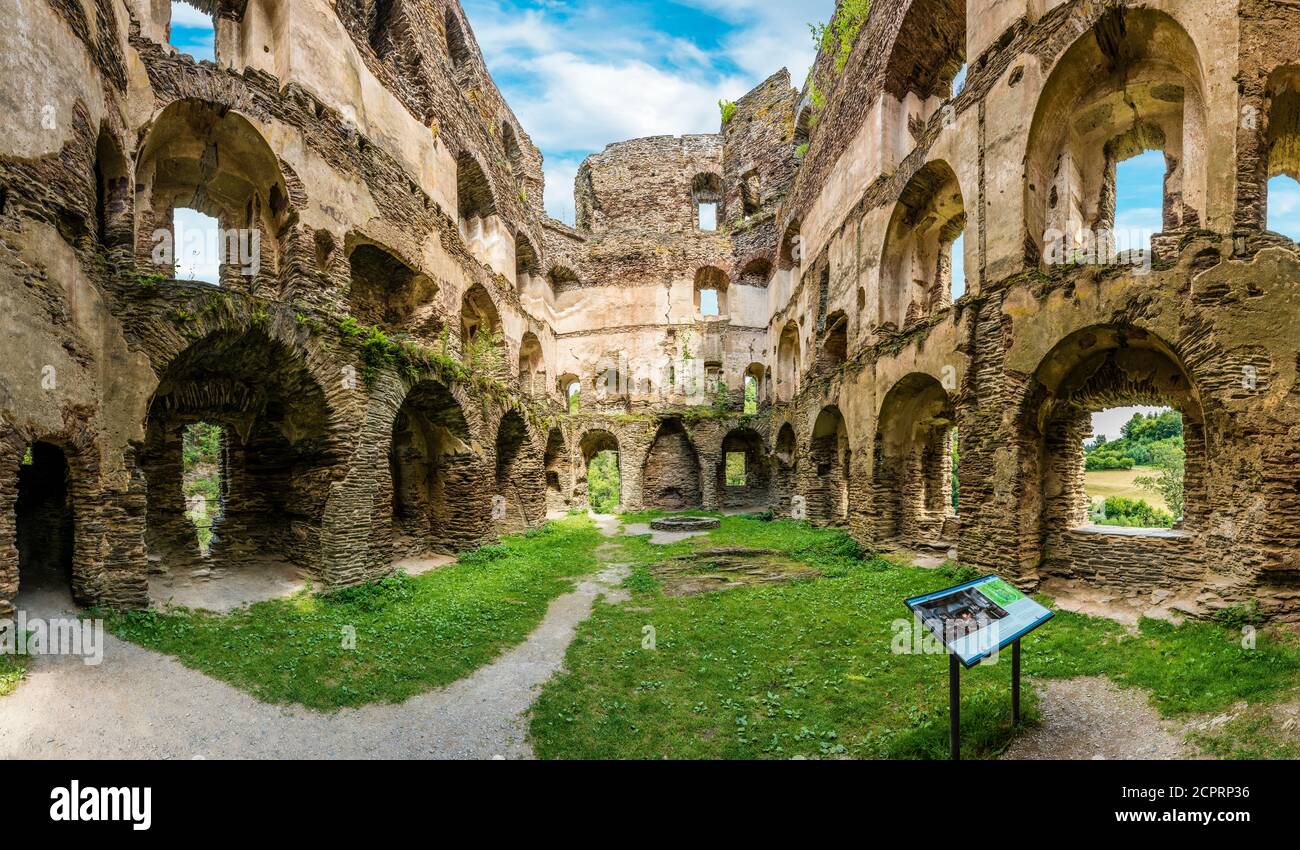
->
<box><xmin>2</xmin><ymin>0</ymin><xmax>1299</xmax><ymax>622</ymax></box>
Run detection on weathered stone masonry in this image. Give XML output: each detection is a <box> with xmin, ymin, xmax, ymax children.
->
<box><xmin>1</xmin><ymin>0</ymin><xmax>1299</xmax><ymax>622</ymax></box>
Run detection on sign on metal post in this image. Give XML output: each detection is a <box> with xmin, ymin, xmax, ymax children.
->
<box><xmin>904</xmin><ymin>575</ymin><xmax>1053</xmax><ymax>760</ymax></box>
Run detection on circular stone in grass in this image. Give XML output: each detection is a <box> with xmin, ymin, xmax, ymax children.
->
<box><xmin>649</xmin><ymin>516</ymin><xmax>720</xmax><ymax>532</ymax></box>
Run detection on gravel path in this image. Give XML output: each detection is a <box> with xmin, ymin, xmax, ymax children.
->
<box><xmin>1000</xmin><ymin>676</ymin><xmax>1194</xmax><ymax>760</ymax></box>
<box><xmin>0</xmin><ymin>516</ymin><xmax>628</xmax><ymax>760</ymax></box>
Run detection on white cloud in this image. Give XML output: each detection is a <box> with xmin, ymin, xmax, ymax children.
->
<box><xmin>514</xmin><ymin>52</ymin><xmax>742</xmax><ymax>153</ymax></box>
<box><xmin>170</xmin><ymin>2</ymin><xmax>213</xmax><ymax>28</ymax></box>
<box><xmin>462</xmin><ymin>0</ymin><xmax>835</xmax><ymax>221</ymax></box>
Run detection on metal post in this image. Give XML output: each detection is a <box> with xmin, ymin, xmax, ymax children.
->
<box><xmin>1012</xmin><ymin>638</ymin><xmax>1022</xmax><ymax>724</ymax></box>
<box><xmin>949</xmin><ymin>652</ymin><xmax>960</xmax><ymax>761</ymax></box>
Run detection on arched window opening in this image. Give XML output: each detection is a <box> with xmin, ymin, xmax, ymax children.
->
<box><xmin>495</xmin><ymin>411</ymin><xmax>544</xmax><ymax>534</ymax></box>
<box><xmin>1266</xmin><ymin>69</ymin><xmax>1300</xmax><ymax>241</ymax></box>
<box><xmin>1025</xmin><ymin>9</ymin><xmax>1208</xmax><ymax>265</ymax></box>
<box><xmin>543</xmin><ymin>429</ymin><xmax>571</xmax><ymax>513</ymax></box>
<box><xmin>457</xmin><ymin>153</ymin><xmax>496</xmax><ymax>222</ymax></box>
<box><xmin>1016</xmin><ymin>327</ymin><xmax>1206</xmax><ymax>592</ymax></box>
<box><xmin>881</xmin><ymin>0</ymin><xmax>966</xmax><ymax>162</ymax></box>
<box><xmin>169</xmin><ymin>1</ymin><xmax>215</xmax><ymax>62</ymax></box>
<box><xmin>720</xmin><ymin>429</ymin><xmax>770</xmax><ymax>509</ymax></box>
<box><xmin>15</xmin><ymin>442</ymin><xmax>74</xmax><ymax>599</ymax></box>
<box><xmin>391</xmin><ymin>380</ymin><xmax>488</xmax><ymax>555</ymax></box>
<box><xmin>822</xmin><ymin>311</ymin><xmax>848</xmax><ymax>371</ymax></box>
<box><xmin>460</xmin><ymin>285</ymin><xmax>504</xmax><ymax>373</ymax></box>
<box><xmin>137</xmin><ymin>100</ymin><xmax>291</xmax><ymax>290</ymax></box>
<box><xmin>445</xmin><ymin>8</ymin><xmax>471</xmax><ymax>80</ymax></box>
<box><xmin>793</xmin><ymin>104</ymin><xmax>813</xmax><ymax>158</ymax></box>
<box><xmin>642</xmin><ymin>419</ymin><xmax>702</xmax><ymax>509</ymax></box>
<box><xmin>518</xmin><ymin>333</ymin><xmax>544</xmax><ymax>396</ymax></box>
<box><xmin>502</xmin><ymin>122</ymin><xmax>523</xmax><ymax>175</ymax></box>
<box><xmin>880</xmin><ymin>160</ymin><xmax>965</xmax><ymax>330</ymax></box>
<box><xmin>873</xmin><ymin>374</ymin><xmax>956</xmax><ymax>549</ymax></box>
<box><xmin>94</xmin><ymin>131</ymin><xmax>131</xmax><ymax>254</ymax></box>
<box><xmin>695</xmin><ymin>266</ymin><xmax>728</xmax><ymax>317</ymax></box>
<box><xmin>743</xmin><ymin>371</ymin><xmax>759</xmax><ymax>415</ymax></box>
<box><xmin>515</xmin><ymin>236</ymin><xmax>541</xmax><ymax>292</ymax></box>
<box><xmin>809</xmin><ymin>406</ymin><xmax>849</xmax><ymax>525</ymax></box>
<box><xmin>561</xmin><ymin>375</ymin><xmax>581</xmax><ymax>414</ymax></box>
<box><xmin>776</xmin><ymin>320</ymin><xmax>801</xmax><ymax>401</ymax></box>
<box><xmin>741</xmin><ymin>169</ymin><xmax>761</xmax><ymax>216</ymax></box>
<box><xmin>547</xmin><ymin>265</ymin><xmax>579</xmax><ymax>292</ymax></box>
<box><xmin>739</xmin><ymin>257</ymin><xmax>772</xmax><ymax>287</ymax></box>
<box><xmin>142</xmin><ymin>330</ymin><xmax>340</xmax><ymax>577</ymax></box>
<box><xmin>580</xmin><ymin>430</ymin><xmax>620</xmax><ymax>513</ymax></box>
<box><xmin>692</xmin><ymin>172</ymin><xmax>723</xmax><ymax>231</ymax></box>
<box><xmin>347</xmin><ymin>242</ymin><xmax>439</xmax><ymax>337</ymax></box>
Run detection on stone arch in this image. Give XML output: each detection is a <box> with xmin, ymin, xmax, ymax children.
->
<box><xmin>515</xmin><ymin>233</ymin><xmax>541</xmax><ymax>290</ymax></box>
<box><xmin>140</xmin><ymin>326</ymin><xmax>344</xmax><ymax>578</ymax></box>
<box><xmin>578</xmin><ymin>428</ymin><xmax>622</xmax><ymax>510</ymax></box>
<box><xmin>345</xmin><ymin>236</ymin><xmax>440</xmax><ymax>337</ymax></box>
<box><xmin>517</xmin><ymin>332</ymin><xmax>545</xmax><ymax>395</ymax></box>
<box><xmin>743</xmin><ymin>362</ymin><xmax>765</xmax><ymax>412</ymax></box>
<box><xmin>389</xmin><ymin>378</ymin><xmax>490</xmax><ymax>555</ymax></box>
<box><xmin>772</xmin><ymin>421</ymin><xmax>798</xmax><ymax>515</ymax></box>
<box><xmin>879</xmin><ymin>160</ymin><xmax>966</xmax><ymax>331</ymax></box>
<box><xmin>691</xmin><ymin>171</ymin><xmax>723</xmax><ymax>228</ymax></box>
<box><xmin>460</xmin><ymin>283</ymin><xmax>503</xmax><ymax>368</ymax></box>
<box><xmin>777</xmin><ymin>320</ymin><xmax>801</xmax><ymax>401</ymax></box>
<box><xmin>445</xmin><ymin>6</ymin><xmax>471</xmax><ymax>80</ymax></box>
<box><xmin>1011</xmin><ymin>324</ymin><xmax>1208</xmax><ymax>586</ymax></box>
<box><xmin>1024</xmin><ymin>8</ymin><xmax>1210</xmax><ymax>263</ymax></box>
<box><xmin>694</xmin><ymin>266</ymin><xmax>729</xmax><ymax>315</ymax></box>
<box><xmin>873</xmin><ymin>373</ymin><xmax>956</xmax><ymax>548</ymax></box>
<box><xmin>738</xmin><ymin>256</ymin><xmax>772</xmax><ymax>286</ymax></box>
<box><xmin>1263</xmin><ymin>65</ymin><xmax>1300</xmax><ymax>238</ymax></box>
<box><xmin>547</xmin><ymin>264</ymin><xmax>579</xmax><ymax>292</ymax></box>
<box><xmin>642</xmin><ymin>418</ymin><xmax>702</xmax><ymax>509</ymax></box>
<box><xmin>543</xmin><ymin>428</ymin><xmax>572</xmax><ymax>513</ymax></box>
<box><xmin>878</xmin><ymin>0</ymin><xmax>966</xmax><ymax>163</ymax></box>
<box><xmin>718</xmin><ymin>428</ymin><xmax>770</xmax><ymax>510</ymax></box>
<box><xmin>822</xmin><ymin>310</ymin><xmax>848</xmax><ymax>370</ymax></box>
<box><xmin>881</xmin><ymin>0</ymin><xmax>966</xmax><ymax>102</ymax></box>
<box><xmin>808</xmin><ymin>405</ymin><xmax>849</xmax><ymax>526</ymax></box>
<box><xmin>135</xmin><ymin>98</ymin><xmax>295</xmax><ymax>291</ymax></box>
<box><xmin>93</xmin><ymin>126</ymin><xmax>132</xmax><ymax>258</ymax></box>
<box><xmin>456</xmin><ymin>151</ymin><xmax>497</xmax><ymax>221</ymax></box>
<box><xmin>494</xmin><ymin>410</ymin><xmax>545</xmax><ymax>534</ymax></box>
<box><xmin>0</xmin><ymin>422</ymin><xmax>113</xmax><ymax>612</ymax></box>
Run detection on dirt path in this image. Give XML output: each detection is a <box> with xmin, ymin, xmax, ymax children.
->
<box><xmin>1000</xmin><ymin>676</ymin><xmax>1194</xmax><ymax>760</ymax></box>
<box><xmin>0</xmin><ymin>515</ymin><xmax>628</xmax><ymax>760</ymax></box>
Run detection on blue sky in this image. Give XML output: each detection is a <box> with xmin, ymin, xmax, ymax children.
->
<box><xmin>462</xmin><ymin>0</ymin><xmax>836</xmax><ymax>222</ymax></box>
<box><xmin>170</xmin><ymin>2</ymin><xmax>215</xmax><ymax>63</ymax></box>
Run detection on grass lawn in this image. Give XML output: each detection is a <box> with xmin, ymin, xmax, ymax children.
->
<box><xmin>102</xmin><ymin>514</ymin><xmax>604</xmax><ymax>710</ymax></box>
<box><xmin>1085</xmin><ymin>466</ymin><xmax>1168</xmax><ymax>512</ymax></box>
<box><xmin>0</xmin><ymin>651</ymin><xmax>28</xmax><ymax>697</ymax></box>
<box><xmin>529</xmin><ymin>514</ymin><xmax>1300</xmax><ymax>759</ymax></box>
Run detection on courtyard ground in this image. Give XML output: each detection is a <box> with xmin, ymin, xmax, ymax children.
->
<box><xmin>1</xmin><ymin>513</ymin><xmax>1298</xmax><ymax>759</ymax></box>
